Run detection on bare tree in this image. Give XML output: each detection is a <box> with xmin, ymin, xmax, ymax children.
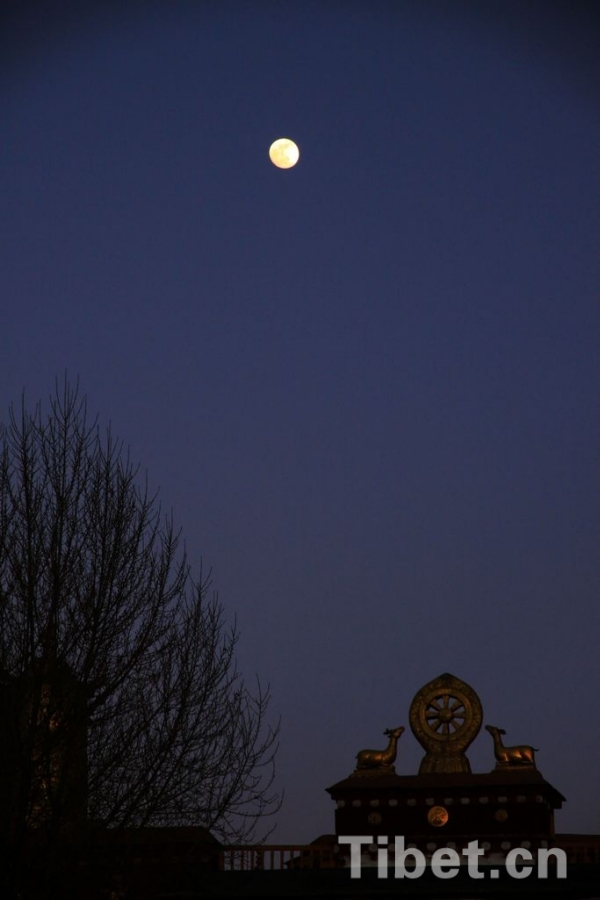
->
<box><xmin>0</xmin><ymin>378</ymin><xmax>279</xmax><ymax>849</ymax></box>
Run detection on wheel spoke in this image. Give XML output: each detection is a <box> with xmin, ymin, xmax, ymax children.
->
<box><xmin>424</xmin><ymin>692</ymin><xmax>473</xmax><ymax>739</ymax></box>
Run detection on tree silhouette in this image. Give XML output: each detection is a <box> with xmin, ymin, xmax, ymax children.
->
<box><xmin>0</xmin><ymin>379</ymin><xmax>279</xmax><ymax>850</ymax></box>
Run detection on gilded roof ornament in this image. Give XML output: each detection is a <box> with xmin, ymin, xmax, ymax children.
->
<box><xmin>409</xmin><ymin>672</ymin><xmax>482</xmax><ymax>773</ymax></box>
<box><xmin>485</xmin><ymin>724</ymin><xmax>538</xmax><ymax>769</ymax></box>
<box><xmin>352</xmin><ymin>726</ymin><xmax>405</xmax><ymax>775</ymax></box>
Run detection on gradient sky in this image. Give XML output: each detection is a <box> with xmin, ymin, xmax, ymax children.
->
<box><xmin>1</xmin><ymin>1</ymin><xmax>599</xmax><ymax>842</ymax></box>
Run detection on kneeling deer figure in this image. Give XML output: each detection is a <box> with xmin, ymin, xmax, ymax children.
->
<box><xmin>355</xmin><ymin>726</ymin><xmax>405</xmax><ymax>770</ymax></box>
<box><xmin>486</xmin><ymin>724</ymin><xmax>538</xmax><ymax>767</ymax></box>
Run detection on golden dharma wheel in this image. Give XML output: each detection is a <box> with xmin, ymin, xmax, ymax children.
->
<box><xmin>410</xmin><ymin>673</ymin><xmax>483</xmax><ymax>773</ymax></box>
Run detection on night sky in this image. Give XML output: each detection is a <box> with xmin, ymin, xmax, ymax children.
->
<box><xmin>1</xmin><ymin>1</ymin><xmax>599</xmax><ymax>842</ymax></box>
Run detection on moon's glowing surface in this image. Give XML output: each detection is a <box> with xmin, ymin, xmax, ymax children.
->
<box><xmin>269</xmin><ymin>138</ymin><xmax>300</xmax><ymax>169</ymax></box>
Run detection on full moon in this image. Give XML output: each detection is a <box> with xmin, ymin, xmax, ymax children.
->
<box><xmin>269</xmin><ymin>138</ymin><xmax>300</xmax><ymax>169</ymax></box>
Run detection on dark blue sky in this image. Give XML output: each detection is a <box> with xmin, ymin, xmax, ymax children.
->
<box><xmin>1</xmin><ymin>1</ymin><xmax>599</xmax><ymax>841</ymax></box>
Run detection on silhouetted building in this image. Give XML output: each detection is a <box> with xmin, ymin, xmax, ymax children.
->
<box><xmin>0</xmin><ymin>650</ymin><xmax>88</xmax><ymax>838</ymax></box>
<box><xmin>327</xmin><ymin>673</ymin><xmax>566</xmax><ymax>864</ymax></box>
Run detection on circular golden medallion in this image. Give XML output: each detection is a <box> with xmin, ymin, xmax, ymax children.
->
<box><xmin>494</xmin><ymin>808</ymin><xmax>508</xmax><ymax>823</ymax></box>
<box><xmin>427</xmin><ymin>805</ymin><xmax>449</xmax><ymax>827</ymax></box>
<box><xmin>368</xmin><ymin>812</ymin><xmax>382</xmax><ymax>825</ymax></box>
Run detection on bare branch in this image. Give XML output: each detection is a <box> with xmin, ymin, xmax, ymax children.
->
<box><xmin>0</xmin><ymin>377</ymin><xmax>280</xmax><ymax>851</ymax></box>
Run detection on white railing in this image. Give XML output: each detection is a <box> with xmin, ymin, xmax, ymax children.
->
<box><xmin>219</xmin><ymin>843</ymin><xmax>337</xmax><ymax>871</ymax></box>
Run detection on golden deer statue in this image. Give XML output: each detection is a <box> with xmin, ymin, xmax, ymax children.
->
<box><xmin>355</xmin><ymin>726</ymin><xmax>405</xmax><ymax>770</ymax></box>
<box><xmin>485</xmin><ymin>724</ymin><xmax>538</xmax><ymax>768</ymax></box>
